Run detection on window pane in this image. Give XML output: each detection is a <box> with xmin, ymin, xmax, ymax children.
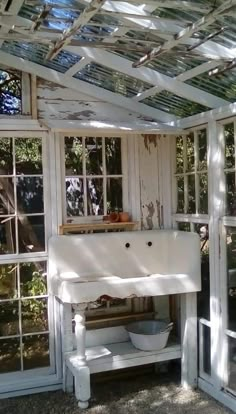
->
<box><xmin>226</xmin><ymin>172</ymin><xmax>236</xmax><ymax>216</ymax></box>
<box><xmin>225</xmin><ymin>123</ymin><xmax>235</xmax><ymax>169</ymax></box>
<box><xmin>188</xmin><ymin>174</ymin><xmax>195</xmax><ymax>214</ymax></box>
<box><xmin>17</xmin><ymin>177</ymin><xmax>44</xmax><ymax>214</ymax></box>
<box><xmin>198</xmin><ymin>129</ymin><xmax>207</xmax><ymax>171</ymax></box>
<box><xmin>15</xmin><ymin>138</ymin><xmax>42</xmax><ymax>175</ymax></box>
<box><xmin>195</xmin><ymin>224</ymin><xmax>210</xmax><ymax>320</ymax></box>
<box><xmin>65</xmin><ymin>136</ymin><xmax>83</xmax><ymax>175</ymax></box>
<box><xmin>0</xmin><ymin>217</ymin><xmax>16</xmax><ymax>255</ymax></box>
<box><xmin>107</xmin><ymin>178</ymin><xmax>123</xmax><ymax>213</ymax></box>
<box><xmin>0</xmin><ymin>137</ymin><xmax>13</xmax><ymax>174</ymax></box>
<box><xmin>199</xmin><ymin>174</ymin><xmax>208</xmax><ymax>214</ymax></box>
<box><xmin>0</xmin><ymin>177</ymin><xmax>15</xmax><ymax>215</ymax></box>
<box><xmin>18</xmin><ymin>215</ymin><xmax>45</xmax><ymax>253</ymax></box>
<box><xmin>87</xmin><ymin>178</ymin><xmax>104</xmax><ymax>215</ymax></box>
<box><xmin>228</xmin><ymin>336</ymin><xmax>236</xmax><ymax>391</ymax></box>
<box><xmin>105</xmin><ymin>138</ymin><xmax>122</xmax><ymax>175</ymax></box>
<box><xmin>23</xmin><ymin>334</ymin><xmax>50</xmax><ymax>370</ymax></box>
<box><xmin>0</xmin><ymin>263</ymin><xmax>17</xmax><ymax>300</ymax></box>
<box><xmin>21</xmin><ymin>298</ymin><xmax>48</xmax><ymax>334</ymax></box>
<box><xmin>0</xmin><ymin>301</ymin><xmax>19</xmax><ymax>336</ymax></box>
<box><xmin>20</xmin><ymin>262</ymin><xmax>47</xmax><ymax>297</ymax></box>
<box><xmin>66</xmin><ymin>177</ymin><xmax>84</xmax><ymax>216</ymax></box>
<box><xmin>176</xmin><ymin>176</ymin><xmax>184</xmax><ymax>213</ymax></box>
<box><xmin>186</xmin><ymin>132</ymin><xmax>195</xmax><ymax>172</ymax></box>
<box><xmin>227</xmin><ymin>228</ymin><xmax>236</xmax><ymax>331</ymax></box>
<box><xmin>202</xmin><ymin>325</ymin><xmax>211</xmax><ymax>376</ymax></box>
<box><xmin>176</xmin><ymin>136</ymin><xmax>184</xmax><ymax>173</ymax></box>
<box><xmin>85</xmin><ymin>137</ymin><xmax>103</xmax><ymax>175</ymax></box>
<box><xmin>177</xmin><ymin>222</ymin><xmax>190</xmax><ymax>231</ymax></box>
<box><xmin>0</xmin><ymin>338</ymin><xmax>21</xmax><ymax>373</ymax></box>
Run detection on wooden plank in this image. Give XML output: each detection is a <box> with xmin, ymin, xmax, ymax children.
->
<box><xmin>59</xmin><ymin>221</ymin><xmax>138</xmax><ymax>234</ymax></box>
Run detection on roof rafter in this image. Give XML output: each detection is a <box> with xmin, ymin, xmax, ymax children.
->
<box><xmin>0</xmin><ymin>49</ymin><xmax>176</xmax><ymax>123</ymax></box>
<box><xmin>133</xmin><ymin>0</ymin><xmax>236</xmax><ymax>67</ymax></box>
<box><xmin>66</xmin><ymin>45</ymin><xmax>229</xmax><ymax>108</ymax></box>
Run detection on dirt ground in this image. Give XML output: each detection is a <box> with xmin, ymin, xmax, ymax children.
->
<box><xmin>0</xmin><ymin>364</ymin><xmax>234</xmax><ymax>414</ymax></box>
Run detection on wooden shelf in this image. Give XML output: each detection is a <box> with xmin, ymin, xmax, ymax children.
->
<box><xmin>66</xmin><ymin>340</ymin><xmax>181</xmax><ymax>375</ymax></box>
<box><xmin>59</xmin><ymin>221</ymin><xmax>138</xmax><ymax>235</ymax></box>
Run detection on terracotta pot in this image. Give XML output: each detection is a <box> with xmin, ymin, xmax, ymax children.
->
<box><xmin>119</xmin><ymin>212</ymin><xmax>130</xmax><ymax>222</ymax></box>
<box><xmin>109</xmin><ymin>212</ymin><xmax>120</xmax><ymax>222</ymax></box>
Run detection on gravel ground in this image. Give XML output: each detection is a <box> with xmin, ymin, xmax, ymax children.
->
<box><xmin>0</xmin><ymin>367</ymin><xmax>233</xmax><ymax>414</ymax></box>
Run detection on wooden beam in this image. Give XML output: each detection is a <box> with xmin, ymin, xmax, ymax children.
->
<box><xmin>0</xmin><ymin>50</ymin><xmax>176</xmax><ymax>122</ymax></box>
<box><xmin>30</xmin><ymin>75</ymin><xmax>38</xmax><ymax>119</ymax></box>
<box><xmin>66</xmin><ymin>46</ymin><xmax>229</xmax><ymax>108</ymax></box>
<box><xmin>133</xmin><ymin>0</ymin><xmax>236</xmax><ymax>67</ymax></box>
<box><xmin>46</xmin><ymin>0</ymin><xmax>106</xmax><ymax>60</ymax></box>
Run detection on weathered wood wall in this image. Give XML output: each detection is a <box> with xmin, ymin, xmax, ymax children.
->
<box><xmin>37</xmin><ymin>79</ymin><xmax>147</xmax><ymax>122</ymax></box>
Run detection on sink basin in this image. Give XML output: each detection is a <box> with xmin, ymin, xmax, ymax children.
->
<box><xmin>125</xmin><ymin>320</ymin><xmax>173</xmax><ymax>351</ymax></box>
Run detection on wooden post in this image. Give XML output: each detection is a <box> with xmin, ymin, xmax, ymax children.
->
<box><xmin>73</xmin><ymin>304</ymin><xmax>91</xmax><ymax>409</ymax></box>
<box><xmin>181</xmin><ymin>292</ymin><xmax>198</xmax><ymax>389</ymax></box>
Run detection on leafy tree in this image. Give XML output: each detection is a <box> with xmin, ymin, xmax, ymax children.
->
<box><xmin>0</xmin><ymin>69</ymin><xmax>21</xmax><ymax>115</ymax></box>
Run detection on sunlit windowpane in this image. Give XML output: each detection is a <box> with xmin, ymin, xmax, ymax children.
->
<box><xmin>18</xmin><ymin>215</ymin><xmax>45</xmax><ymax>253</ymax></box>
<box><xmin>66</xmin><ymin>177</ymin><xmax>84</xmax><ymax>216</ymax></box>
<box><xmin>176</xmin><ymin>176</ymin><xmax>184</xmax><ymax>213</ymax></box>
<box><xmin>0</xmin><ymin>138</ymin><xmax>13</xmax><ymax>174</ymax></box>
<box><xmin>0</xmin><ymin>338</ymin><xmax>21</xmax><ymax>373</ymax></box>
<box><xmin>87</xmin><ymin>178</ymin><xmax>103</xmax><ymax>215</ymax></box>
<box><xmin>226</xmin><ymin>228</ymin><xmax>236</xmax><ymax>331</ymax></box>
<box><xmin>186</xmin><ymin>132</ymin><xmax>194</xmax><ymax>172</ymax></box>
<box><xmin>15</xmin><ymin>138</ymin><xmax>42</xmax><ymax>175</ymax></box>
<box><xmin>0</xmin><ymin>301</ymin><xmax>19</xmax><ymax>336</ymax></box>
<box><xmin>198</xmin><ymin>129</ymin><xmax>207</xmax><ymax>171</ymax></box>
<box><xmin>23</xmin><ymin>334</ymin><xmax>50</xmax><ymax>370</ymax></box>
<box><xmin>17</xmin><ymin>177</ymin><xmax>44</xmax><ymax>214</ymax></box>
<box><xmin>105</xmin><ymin>138</ymin><xmax>122</xmax><ymax>175</ymax></box>
<box><xmin>107</xmin><ymin>178</ymin><xmax>122</xmax><ymax>213</ymax></box>
<box><xmin>199</xmin><ymin>174</ymin><xmax>208</xmax><ymax>214</ymax></box>
<box><xmin>85</xmin><ymin>137</ymin><xmax>103</xmax><ymax>175</ymax></box>
<box><xmin>0</xmin><ymin>177</ymin><xmax>15</xmax><ymax>215</ymax></box>
<box><xmin>65</xmin><ymin>136</ymin><xmax>83</xmax><ymax>175</ymax></box>
<box><xmin>195</xmin><ymin>224</ymin><xmax>210</xmax><ymax>320</ymax></box>
<box><xmin>187</xmin><ymin>174</ymin><xmax>195</xmax><ymax>213</ymax></box>
<box><xmin>225</xmin><ymin>172</ymin><xmax>236</xmax><ymax>216</ymax></box>
<box><xmin>176</xmin><ymin>136</ymin><xmax>184</xmax><ymax>173</ymax></box>
<box><xmin>21</xmin><ymin>298</ymin><xmax>48</xmax><ymax>334</ymax></box>
<box><xmin>225</xmin><ymin>123</ymin><xmax>235</xmax><ymax>169</ymax></box>
<box><xmin>20</xmin><ymin>262</ymin><xmax>47</xmax><ymax>297</ymax></box>
<box><xmin>177</xmin><ymin>222</ymin><xmax>190</xmax><ymax>231</ymax></box>
<box><xmin>0</xmin><ymin>263</ymin><xmax>17</xmax><ymax>300</ymax></box>
<box><xmin>0</xmin><ymin>217</ymin><xmax>16</xmax><ymax>255</ymax></box>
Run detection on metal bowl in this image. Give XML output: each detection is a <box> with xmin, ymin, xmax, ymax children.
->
<box><xmin>125</xmin><ymin>320</ymin><xmax>173</xmax><ymax>351</ymax></box>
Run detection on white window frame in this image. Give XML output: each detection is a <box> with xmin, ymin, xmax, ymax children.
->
<box><xmin>60</xmin><ymin>134</ymin><xmax>129</xmax><ymax>224</ymax></box>
<box><xmin>0</xmin><ymin>131</ymin><xmax>56</xmax><ymax>387</ymax></box>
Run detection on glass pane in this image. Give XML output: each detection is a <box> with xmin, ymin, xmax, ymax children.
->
<box><xmin>0</xmin><ymin>338</ymin><xmax>21</xmax><ymax>373</ymax></box>
<box><xmin>0</xmin><ymin>263</ymin><xmax>17</xmax><ymax>300</ymax></box>
<box><xmin>176</xmin><ymin>176</ymin><xmax>184</xmax><ymax>213</ymax></box>
<box><xmin>17</xmin><ymin>177</ymin><xmax>44</xmax><ymax>214</ymax></box>
<box><xmin>0</xmin><ymin>177</ymin><xmax>15</xmax><ymax>214</ymax></box>
<box><xmin>177</xmin><ymin>222</ymin><xmax>190</xmax><ymax>231</ymax></box>
<box><xmin>105</xmin><ymin>138</ymin><xmax>122</xmax><ymax>175</ymax></box>
<box><xmin>107</xmin><ymin>178</ymin><xmax>122</xmax><ymax>213</ymax></box>
<box><xmin>195</xmin><ymin>224</ymin><xmax>210</xmax><ymax>320</ymax></box>
<box><xmin>202</xmin><ymin>325</ymin><xmax>211</xmax><ymax>376</ymax></box>
<box><xmin>198</xmin><ymin>129</ymin><xmax>207</xmax><ymax>171</ymax></box>
<box><xmin>0</xmin><ymin>137</ymin><xmax>13</xmax><ymax>175</ymax></box>
<box><xmin>228</xmin><ymin>336</ymin><xmax>236</xmax><ymax>391</ymax></box>
<box><xmin>176</xmin><ymin>136</ymin><xmax>184</xmax><ymax>173</ymax></box>
<box><xmin>65</xmin><ymin>136</ymin><xmax>83</xmax><ymax>175</ymax></box>
<box><xmin>227</xmin><ymin>228</ymin><xmax>236</xmax><ymax>331</ymax></box>
<box><xmin>18</xmin><ymin>215</ymin><xmax>45</xmax><ymax>253</ymax></box>
<box><xmin>225</xmin><ymin>172</ymin><xmax>236</xmax><ymax>216</ymax></box>
<box><xmin>66</xmin><ymin>178</ymin><xmax>84</xmax><ymax>216</ymax></box>
<box><xmin>0</xmin><ymin>217</ymin><xmax>16</xmax><ymax>254</ymax></box>
<box><xmin>87</xmin><ymin>178</ymin><xmax>104</xmax><ymax>215</ymax></box>
<box><xmin>225</xmin><ymin>123</ymin><xmax>235</xmax><ymax>169</ymax></box>
<box><xmin>199</xmin><ymin>174</ymin><xmax>208</xmax><ymax>214</ymax></box>
<box><xmin>21</xmin><ymin>298</ymin><xmax>48</xmax><ymax>334</ymax></box>
<box><xmin>15</xmin><ymin>138</ymin><xmax>42</xmax><ymax>175</ymax></box>
<box><xmin>0</xmin><ymin>301</ymin><xmax>19</xmax><ymax>336</ymax></box>
<box><xmin>20</xmin><ymin>262</ymin><xmax>47</xmax><ymax>297</ymax></box>
<box><xmin>85</xmin><ymin>137</ymin><xmax>103</xmax><ymax>175</ymax></box>
<box><xmin>186</xmin><ymin>132</ymin><xmax>195</xmax><ymax>172</ymax></box>
<box><xmin>23</xmin><ymin>334</ymin><xmax>50</xmax><ymax>370</ymax></box>
<box><xmin>188</xmin><ymin>174</ymin><xmax>196</xmax><ymax>214</ymax></box>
